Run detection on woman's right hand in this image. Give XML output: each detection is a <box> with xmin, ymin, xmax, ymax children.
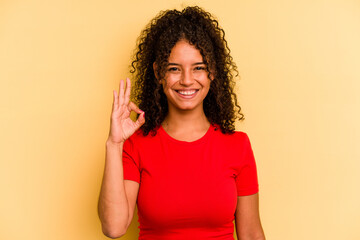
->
<box><xmin>107</xmin><ymin>78</ymin><xmax>145</xmax><ymax>144</ymax></box>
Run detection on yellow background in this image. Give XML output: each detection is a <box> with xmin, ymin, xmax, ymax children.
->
<box><xmin>1</xmin><ymin>0</ymin><xmax>359</xmax><ymax>239</ymax></box>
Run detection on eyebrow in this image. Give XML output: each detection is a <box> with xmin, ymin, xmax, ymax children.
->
<box><xmin>167</xmin><ymin>62</ymin><xmax>205</xmax><ymax>66</ymax></box>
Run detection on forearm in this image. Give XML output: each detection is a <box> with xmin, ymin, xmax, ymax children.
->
<box><xmin>236</xmin><ymin>222</ymin><xmax>265</xmax><ymax>240</ymax></box>
<box><xmin>98</xmin><ymin>140</ymin><xmax>129</xmax><ymax>238</ymax></box>
<box><xmin>236</xmin><ymin>224</ymin><xmax>265</xmax><ymax>240</ymax></box>
<box><xmin>235</xmin><ymin>194</ymin><xmax>266</xmax><ymax>240</ymax></box>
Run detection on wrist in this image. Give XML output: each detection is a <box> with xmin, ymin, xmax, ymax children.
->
<box><xmin>106</xmin><ymin>139</ymin><xmax>124</xmax><ymax>148</ymax></box>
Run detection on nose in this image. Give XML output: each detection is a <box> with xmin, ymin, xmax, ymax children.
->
<box><xmin>179</xmin><ymin>69</ymin><xmax>194</xmax><ymax>86</ymax></box>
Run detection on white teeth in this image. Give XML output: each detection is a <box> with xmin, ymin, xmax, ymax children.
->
<box><xmin>177</xmin><ymin>90</ymin><xmax>196</xmax><ymax>95</ymax></box>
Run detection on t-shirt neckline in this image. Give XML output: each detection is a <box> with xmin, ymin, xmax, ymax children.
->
<box><xmin>159</xmin><ymin>124</ymin><xmax>215</xmax><ymax>145</ymax></box>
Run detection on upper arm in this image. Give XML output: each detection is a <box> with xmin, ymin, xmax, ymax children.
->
<box><xmin>235</xmin><ymin>193</ymin><xmax>265</xmax><ymax>240</ymax></box>
<box><xmin>124</xmin><ymin>180</ymin><xmax>139</xmax><ymax>229</ymax></box>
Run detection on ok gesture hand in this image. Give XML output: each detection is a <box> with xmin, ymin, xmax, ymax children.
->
<box><xmin>108</xmin><ymin>78</ymin><xmax>145</xmax><ymax>144</ymax></box>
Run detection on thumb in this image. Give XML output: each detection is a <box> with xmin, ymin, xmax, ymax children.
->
<box><xmin>128</xmin><ymin>102</ymin><xmax>143</xmax><ymax>114</ymax></box>
<box><xmin>134</xmin><ymin>112</ymin><xmax>145</xmax><ymax>130</ymax></box>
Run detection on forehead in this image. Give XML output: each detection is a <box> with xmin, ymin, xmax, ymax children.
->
<box><xmin>168</xmin><ymin>40</ymin><xmax>204</xmax><ymax>63</ymax></box>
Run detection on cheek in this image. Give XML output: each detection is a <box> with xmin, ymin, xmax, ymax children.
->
<box><xmin>162</xmin><ymin>76</ymin><xmax>178</xmax><ymax>89</ymax></box>
<box><xmin>200</xmin><ymin>78</ymin><xmax>211</xmax><ymax>89</ymax></box>
<box><xmin>161</xmin><ymin>80</ymin><xmax>172</xmax><ymax>96</ymax></box>
<box><xmin>195</xmin><ymin>72</ymin><xmax>211</xmax><ymax>84</ymax></box>
<box><xmin>161</xmin><ymin>80</ymin><xmax>169</xmax><ymax>89</ymax></box>
<box><xmin>193</xmin><ymin>71</ymin><xmax>204</xmax><ymax>78</ymax></box>
<box><xmin>165</xmin><ymin>74</ymin><xmax>179</xmax><ymax>84</ymax></box>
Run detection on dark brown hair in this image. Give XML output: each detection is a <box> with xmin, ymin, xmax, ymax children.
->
<box><xmin>131</xmin><ymin>6</ymin><xmax>244</xmax><ymax>135</ymax></box>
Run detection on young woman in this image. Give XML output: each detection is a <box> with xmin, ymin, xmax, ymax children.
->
<box><xmin>98</xmin><ymin>6</ymin><xmax>265</xmax><ymax>240</ymax></box>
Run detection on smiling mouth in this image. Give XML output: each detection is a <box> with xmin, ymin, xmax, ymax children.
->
<box><xmin>175</xmin><ymin>90</ymin><xmax>199</xmax><ymax>96</ymax></box>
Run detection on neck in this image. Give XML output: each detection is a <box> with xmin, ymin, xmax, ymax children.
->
<box><xmin>162</xmin><ymin>108</ymin><xmax>210</xmax><ymax>141</ymax></box>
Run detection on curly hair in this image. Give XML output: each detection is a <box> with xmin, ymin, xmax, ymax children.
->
<box><xmin>130</xmin><ymin>6</ymin><xmax>244</xmax><ymax>136</ymax></box>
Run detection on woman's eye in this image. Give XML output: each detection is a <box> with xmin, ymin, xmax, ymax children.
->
<box><xmin>168</xmin><ymin>67</ymin><xmax>179</xmax><ymax>71</ymax></box>
<box><xmin>194</xmin><ymin>66</ymin><xmax>206</xmax><ymax>71</ymax></box>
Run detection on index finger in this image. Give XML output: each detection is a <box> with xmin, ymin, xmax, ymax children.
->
<box><xmin>124</xmin><ymin>77</ymin><xmax>131</xmax><ymax>106</ymax></box>
<box><xmin>119</xmin><ymin>79</ymin><xmax>125</xmax><ymax>106</ymax></box>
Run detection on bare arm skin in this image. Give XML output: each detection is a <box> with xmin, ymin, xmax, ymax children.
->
<box><xmin>235</xmin><ymin>193</ymin><xmax>266</xmax><ymax>240</ymax></box>
<box><xmin>98</xmin><ymin>78</ymin><xmax>145</xmax><ymax>238</ymax></box>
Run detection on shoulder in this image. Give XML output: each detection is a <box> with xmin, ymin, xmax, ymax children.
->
<box><xmin>212</xmin><ymin>125</ymin><xmax>251</xmax><ymax>145</ymax></box>
<box><xmin>122</xmin><ymin>129</ymin><xmax>157</xmax><ymax>160</ymax></box>
<box><xmin>210</xmin><ymin>126</ymin><xmax>256</xmax><ymax>165</ymax></box>
<box><xmin>124</xmin><ymin>127</ymin><xmax>160</xmax><ymax>150</ymax></box>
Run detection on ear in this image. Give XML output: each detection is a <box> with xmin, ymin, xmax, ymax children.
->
<box><xmin>153</xmin><ymin>62</ymin><xmax>159</xmax><ymax>80</ymax></box>
<box><xmin>153</xmin><ymin>62</ymin><xmax>165</xmax><ymax>85</ymax></box>
<box><xmin>209</xmin><ymin>69</ymin><xmax>215</xmax><ymax>81</ymax></box>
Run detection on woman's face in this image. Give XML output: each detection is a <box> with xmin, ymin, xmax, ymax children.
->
<box><xmin>160</xmin><ymin>40</ymin><xmax>211</xmax><ymax>114</ymax></box>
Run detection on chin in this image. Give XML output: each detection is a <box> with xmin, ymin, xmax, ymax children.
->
<box><xmin>175</xmin><ymin>103</ymin><xmax>202</xmax><ymax>111</ymax></box>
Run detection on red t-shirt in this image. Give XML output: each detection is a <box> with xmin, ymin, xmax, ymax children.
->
<box><xmin>122</xmin><ymin>124</ymin><xmax>259</xmax><ymax>240</ymax></box>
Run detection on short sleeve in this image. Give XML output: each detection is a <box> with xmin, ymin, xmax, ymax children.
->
<box><xmin>122</xmin><ymin>137</ymin><xmax>140</xmax><ymax>183</ymax></box>
<box><xmin>235</xmin><ymin>133</ymin><xmax>259</xmax><ymax>196</ymax></box>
